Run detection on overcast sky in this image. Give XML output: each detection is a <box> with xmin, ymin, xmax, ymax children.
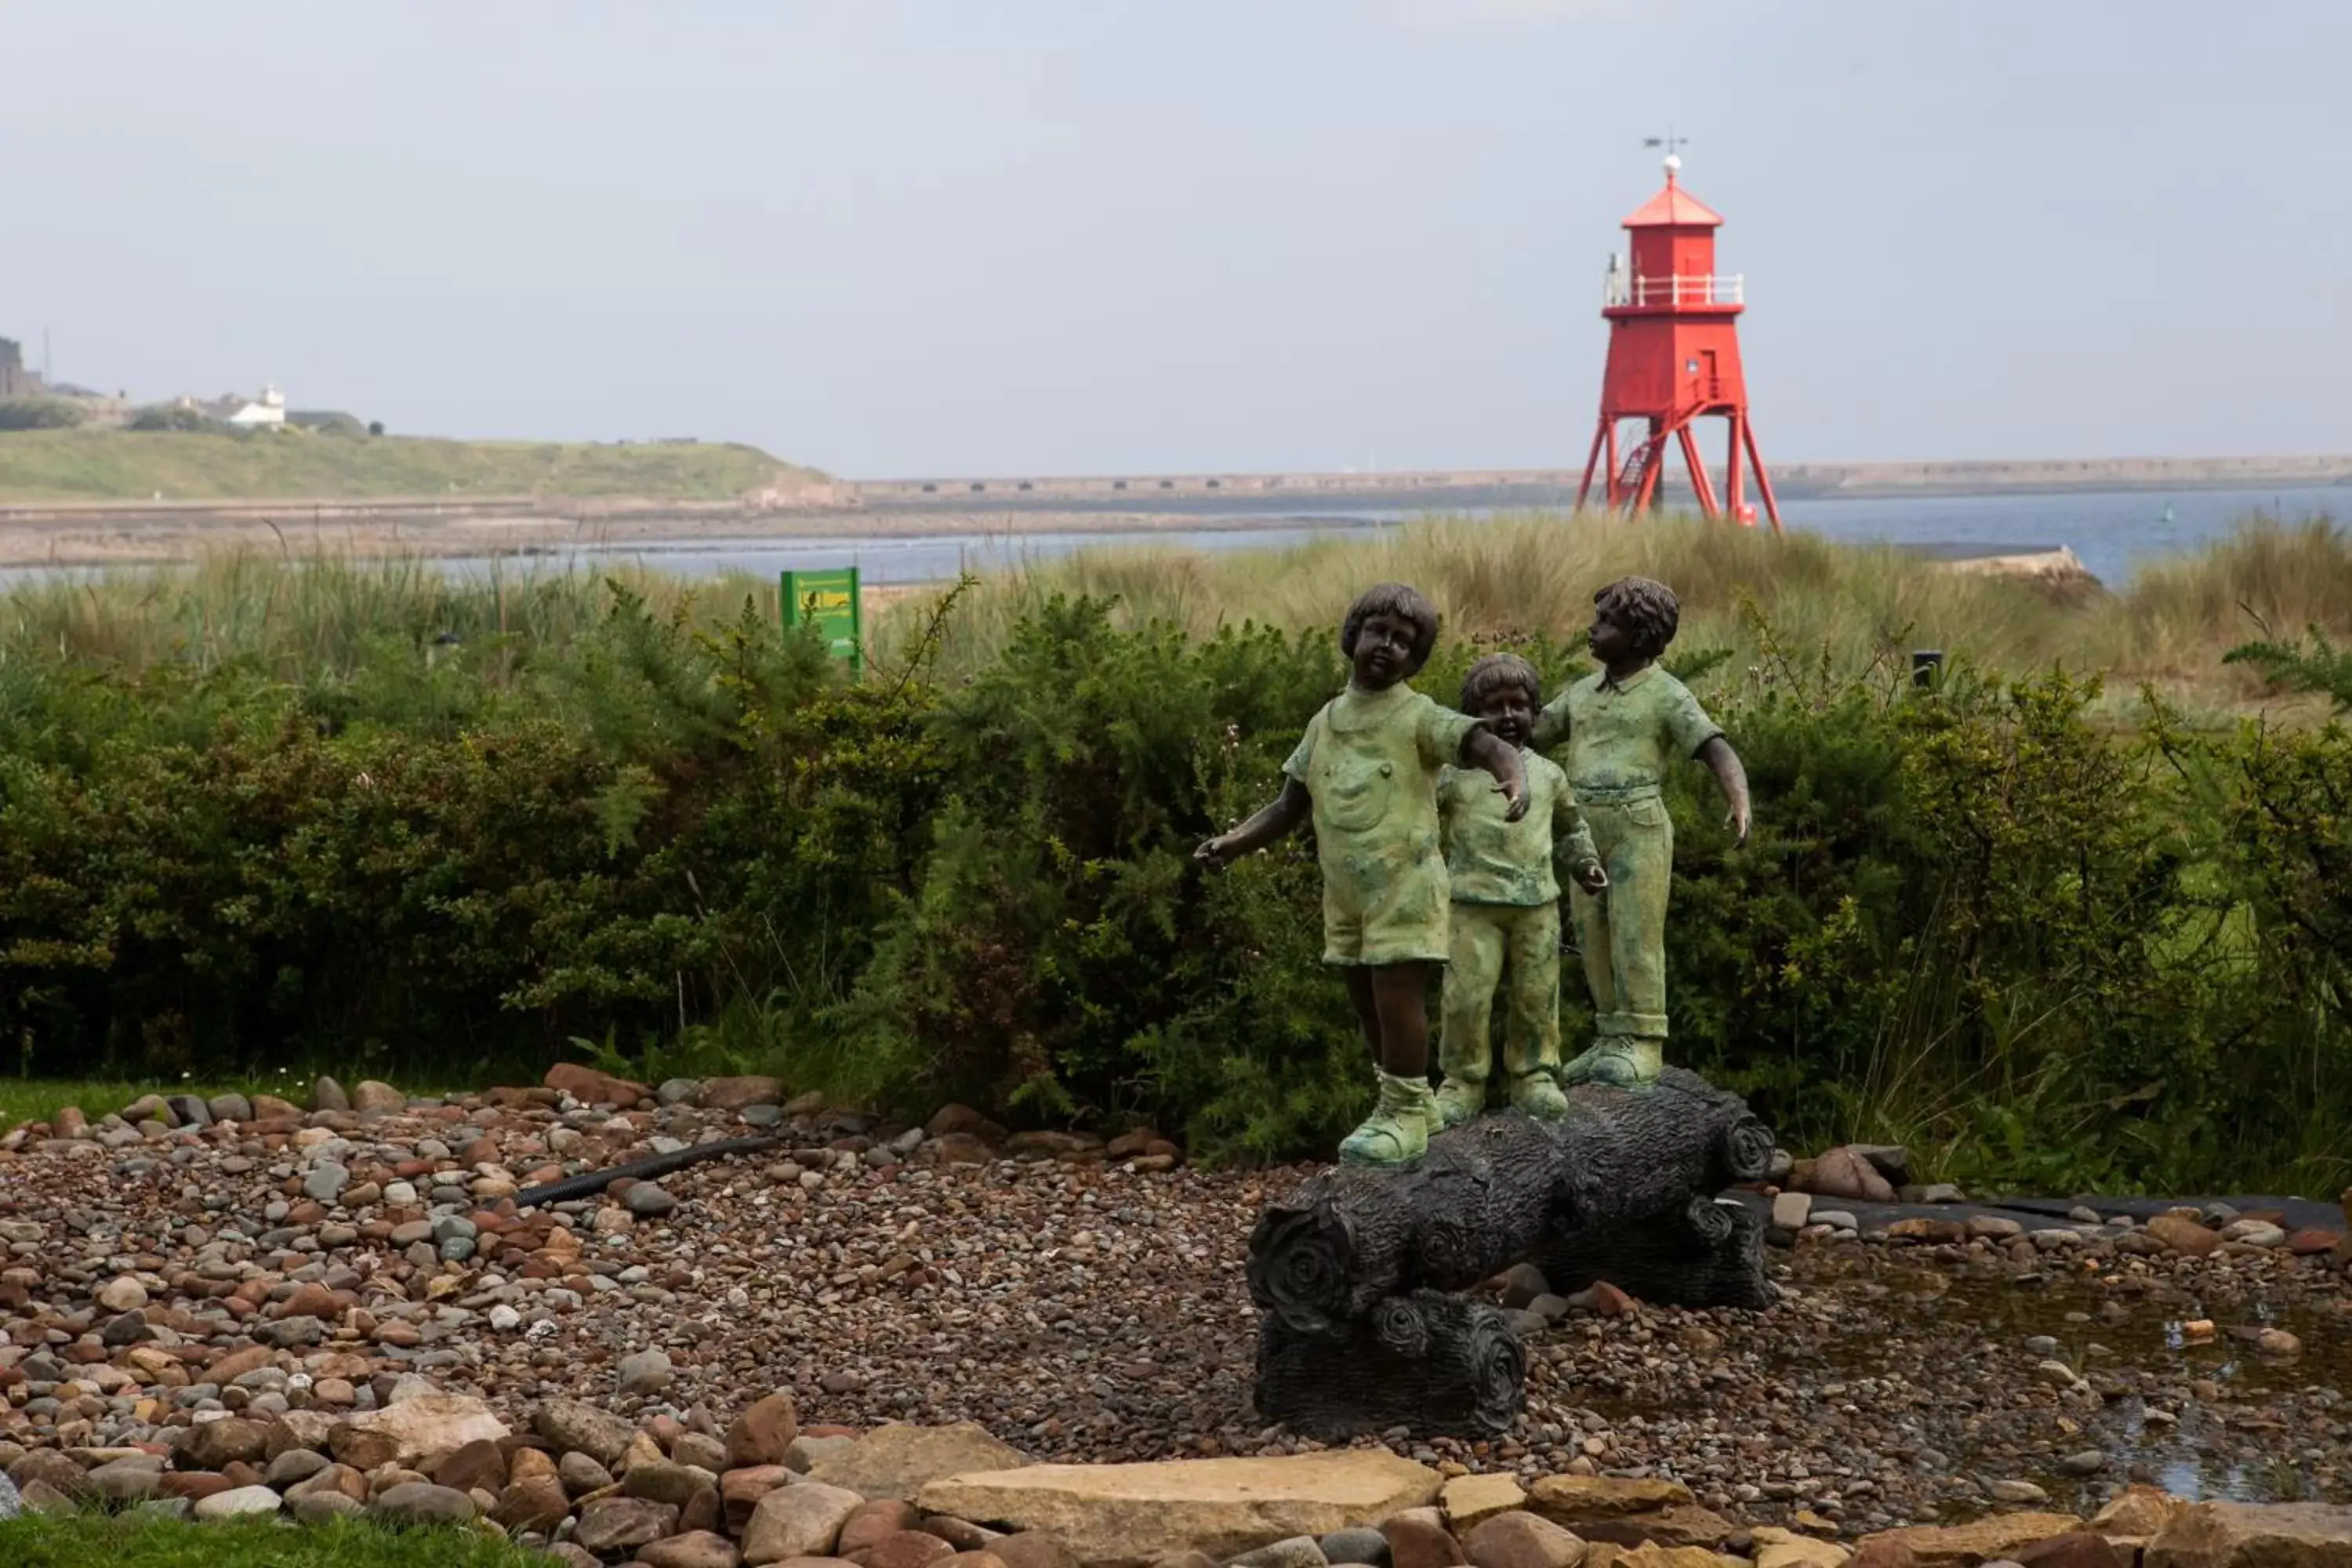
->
<box><xmin>6</xmin><ymin>2</ymin><xmax>2347</xmax><ymax>477</ymax></box>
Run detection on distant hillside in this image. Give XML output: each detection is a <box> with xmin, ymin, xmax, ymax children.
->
<box><xmin>0</xmin><ymin>429</ymin><xmax>824</xmax><ymax>504</ymax></box>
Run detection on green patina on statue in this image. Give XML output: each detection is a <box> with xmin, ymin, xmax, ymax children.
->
<box><xmin>1532</xmin><ymin>575</ymin><xmax>1751</xmax><ymax>1089</ymax></box>
<box><xmin>1196</xmin><ymin>583</ymin><xmax>1527</xmax><ymax>1169</ymax></box>
<box><xmin>1432</xmin><ymin>653</ymin><xmax>1608</xmax><ymax>1129</ymax></box>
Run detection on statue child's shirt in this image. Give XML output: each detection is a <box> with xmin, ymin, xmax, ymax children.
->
<box><xmin>1283</xmin><ymin>681</ymin><xmax>1476</xmax><ymax>965</ymax></box>
<box><xmin>1438</xmin><ymin>750</ymin><xmax>1599</xmax><ymax>907</ymax></box>
<box><xmin>1530</xmin><ymin>664</ymin><xmax>1723</xmax><ymax>793</ymax></box>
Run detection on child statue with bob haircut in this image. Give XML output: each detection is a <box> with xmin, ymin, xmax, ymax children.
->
<box><xmin>1433</xmin><ymin>653</ymin><xmax>1608</xmax><ymax>1128</ymax></box>
<box><xmin>1197</xmin><ymin>583</ymin><xmax>1528</xmax><ymax>1168</ymax></box>
<box><xmin>1531</xmin><ymin>575</ymin><xmax>1751</xmax><ymax>1089</ymax></box>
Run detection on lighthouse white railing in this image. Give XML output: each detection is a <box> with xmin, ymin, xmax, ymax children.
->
<box><xmin>1603</xmin><ymin>272</ymin><xmax>1744</xmax><ymax>308</ymax></box>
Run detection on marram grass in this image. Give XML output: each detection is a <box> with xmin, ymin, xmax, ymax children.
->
<box><xmin>871</xmin><ymin>508</ymin><xmax>2352</xmax><ymax>720</ymax></box>
<box><xmin>1</xmin><ymin>508</ymin><xmax>2345</xmax><ymax>718</ymax></box>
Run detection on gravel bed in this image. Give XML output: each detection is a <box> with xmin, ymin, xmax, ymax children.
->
<box><xmin>2</xmin><ymin>1075</ymin><xmax>2347</xmax><ymax>1542</ymax></box>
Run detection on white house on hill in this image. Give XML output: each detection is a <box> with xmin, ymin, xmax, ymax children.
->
<box><xmin>218</xmin><ymin>385</ymin><xmax>287</xmax><ymax>426</ymax></box>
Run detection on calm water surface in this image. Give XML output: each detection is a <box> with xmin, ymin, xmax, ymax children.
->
<box><xmin>436</xmin><ymin>483</ymin><xmax>2344</xmax><ymax>591</ymax></box>
<box><xmin>2</xmin><ymin>484</ymin><xmax>2340</xmax><ymax>590</ymax></box>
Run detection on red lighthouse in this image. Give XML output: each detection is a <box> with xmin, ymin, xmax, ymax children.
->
<box><xmin>1575</xmin><ymin>153</ymin><xmax>1781</xmax><ymax>532</ymax></box>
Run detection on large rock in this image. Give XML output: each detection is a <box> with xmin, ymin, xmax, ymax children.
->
<box><xmin>2013</xmin><ymin>1534</ymin><xmax>2129</xmax><ymax>1568</ymax></box>
<box><xmin>0</xmin><ymin>1473</ymin><xmax>19</xmax><ymax>1522</ymax></box>
<box><xmin>494</xmin><ymin>1474</ymin><xmax>572</xmax><ymax>1533</ymax></box>
<box><xmin>180</xmin><ymin>1416</ymin><xmax>274</xmax><ymax>1470</ymax></box>
<box><xmin>371</xmin><ymin>1482</ymin><xmax>478</xmax><ymax>1526</ymax></box>
<box><xmin>575</xmin><ymin>1496</ymin><xmax>682</xmax><ymax>1554</ymax></box>
<box><xmin>641</xmin><ymin>1533</ymin><xmax>746</xmax><ymax>1568</ymax></box>
<box><xmin>728</xmin><ymin>1392</ymin><xmax>800</xmax><ymax>1468</ymax></box>
<box><xmin>1573</xmin><ymin>1506</ymin><xmax>1734</xmax><ymax>1551</ymax></box>
<box><xmin>1443</xmin><ymin>1473</ymin><xmax>1528</xmax><ymax>1532</ymax></box>
<box><xmin>2092</xmin><ymin>1484</ymin><xmax>2189</xmax><ymax>1541</ymax></box>
<box><xmin>350</xmin><ymin>1080</ymin><xmax>408</xmax><ymax>1114</ymax></box>
<box><xmin>546</xmin><ymin>1062</ymin><xmax>652</xmax><ymax>1107</ymax></box>
<box><xmin>347</xmin><ymin>1392</ymin><xmax>510</xmax><ymax>1467</ymax></box>
<box><xmin>1750</xmin><ymin>1526</ymin><xmax>1855</xmax><ymax>1568</ymax></box>
<box><xmin>2146</xmin><ymin>1501</ymin><xmax>2352</xmax><ymax>1566</ymax></box>
<box><xmin>1849</xmin><ymin>1512</ymin><xmax>2083</xmax><ymax>1567</ymax></box>
<box><xmin>702</xmin><ymin>1076</ymin><xmax>786</xmax><ymax>1112</ymax></box>
<box><xmin>536</xmin><ymin>1396</ymin><xmax>641</xmax><ymax>1466</ymax></box>
<box><xmin>2147</xmin><ymin>1214</ymin><xmax>2225</xmax><ymax>1257</ymax></box>
<box><xmin>192</xmin><ymin>1484</ymin><xmax>284</xmax><ymax>1521</ymax></box>
<box><xmin>1804</xmin><ymin>1146</ymin><xmax>1897</xmax><ymax>1203</ymax></box>
<box><xmin>809</xmin><ymin>1421</ymin><xmax>1029</xmax><ymax>1504</ymax></box>
<box><xmin>1523</xmin><ymin>1475</ymin><xmax>1693</xmax><ymax>1523</ymax></box>
<box><xmin>743</xmin><ymin>1482</ymin><xmax>866</xmax><ymax>1564</ymax></box>
<box><xmin>916</xmin><ymin>1451</ymin><xmax>1444</xmax><ymax>1567</ymax></box>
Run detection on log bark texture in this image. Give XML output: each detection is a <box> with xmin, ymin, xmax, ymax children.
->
<box><xmin>1540</xmin><ymin>1195</ymin><xmax>1774</xmax><ymax>1310</ymax></box>
<box><xmin>1247</xmin><ymin>1068</ymin><xmax>1770</xmax><ymax>1333</ymax></box>
<box><xmin>1253</xmin><ymin>1290</ymin><xmax>1526</xmax><ymax>1440</ymax></box>
<box><xmin>1247</xmin><ymin>1068</ymin><xmax>1773</xmax><ymax>1438</ymax></box>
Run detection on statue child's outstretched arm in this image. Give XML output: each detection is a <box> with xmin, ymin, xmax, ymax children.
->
<box><xmin>1461</xmin><ymin>728</ymin><xmax>1529</xmax><ymax>822</ymax></box>
<box><xmin>1695</xmin><ymin>735</ymin><xmax>1751</xmax><ymax>847</ymax></box>
<box><xmin>1196</xmin><ymin>778</ymin><xmax>1312</xmax><ymax>866</ymax></box>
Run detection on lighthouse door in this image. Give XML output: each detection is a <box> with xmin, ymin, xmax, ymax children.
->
<box><xmin>1700</xmin><ymin>350</ymin><xmax>1720</xmax><ymax>401</ymax></box>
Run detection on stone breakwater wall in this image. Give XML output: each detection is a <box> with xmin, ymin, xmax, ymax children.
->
<box><xmin>847</xmin><ymin>456</ymin><xmax>2352</xmax><ymax>507</ymax></box>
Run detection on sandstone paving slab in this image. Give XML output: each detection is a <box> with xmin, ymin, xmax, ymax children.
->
<box><xmin>916</xmin><ymin>1451</ymin><xmax>1442</xmax><ymax>1567</ymax></box>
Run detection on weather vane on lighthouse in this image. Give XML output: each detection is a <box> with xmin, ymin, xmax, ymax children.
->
<box><xmin>1577</xmin><ymin>138</ymin><xmax>1782</xmax><ymax>530</ymax></box>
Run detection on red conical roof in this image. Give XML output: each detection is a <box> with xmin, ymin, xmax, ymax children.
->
<box><xmin>1621</xmin><ymin>172</ymin><xmax>1722</xmax><ymax>229</ymax></box>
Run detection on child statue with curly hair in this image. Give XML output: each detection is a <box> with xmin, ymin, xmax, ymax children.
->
<box><xmin>1531</xmin><ymin>576</ymin><xmax>1751</xmax><ymax>1089</ymax></box>
<box><xmin>1197</xmin><ymin>583</ymin><xmax>1527</xmax><ymax>1167</ymax></box>
<box><xmin>1432</xmin><ymin>653</ymin><xmax>1608</xmax><ymax>1128</ymax></box>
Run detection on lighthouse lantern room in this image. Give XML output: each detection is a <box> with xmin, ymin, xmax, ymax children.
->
<box><xmin>1576</xmin><ymin>152</ymin><xmax>1782</xmax><ymax>532</ymax></box>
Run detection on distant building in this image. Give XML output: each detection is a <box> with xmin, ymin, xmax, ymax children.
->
<box><xmin>212</xmin><ymin>385</ymin><xmax>287</xmax><ymax>427</ymax></box>
<box><xmin>0</xmin><ymin>337</ymin><xmax>45</xmax><ymax>399</ymax></box>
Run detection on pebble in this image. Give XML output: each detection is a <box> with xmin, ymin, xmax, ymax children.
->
<box><xmin>620</xmin><ymin>1349</ymin><xmax>677</xmax><ymax>1396</ymax></box>
<box><xmin>302</xmin><ymin>1161</ymin><xmax>350</xmax><ymax>1203</ymax></box>
<box><xmin>624</xmin><ymin>1181</ymin><xmax>680</xmax><ymax>1217</ymax></box>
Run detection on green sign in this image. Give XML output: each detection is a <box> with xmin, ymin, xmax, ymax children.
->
<box><xmin>781</xmin><ymin>567</ymin><xmax>862</xmax><ymax>673</ymax></box>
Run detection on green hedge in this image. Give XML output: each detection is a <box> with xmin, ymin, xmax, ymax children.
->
<box><xmin>0</xmin><ymin>583</ymin><xmax>2346</xmax><ymax>1192</ymax></box>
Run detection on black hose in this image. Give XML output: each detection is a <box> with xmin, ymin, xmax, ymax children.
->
<box><xmin>512</xmin><ymin>1133</ymin><xmax>784</xmax><ymax>1210</ymax></box>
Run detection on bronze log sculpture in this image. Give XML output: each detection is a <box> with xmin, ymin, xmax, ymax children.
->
<box><xmin>1247</xmin><ymin>1068</ymin><xmax>1772</xmax><ymax>1439</ymax></box>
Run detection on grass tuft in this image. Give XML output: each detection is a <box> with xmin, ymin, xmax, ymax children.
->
<box><xmin>0</xmin><ymin>1512</ymin><xmax>556</xmax><ymax>1567</ymax></box>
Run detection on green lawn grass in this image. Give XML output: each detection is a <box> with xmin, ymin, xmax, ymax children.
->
<box><xmin>0</xmin><ymin>1513</ymin><xmax>556</xmax><ymax>1567</ymax></box>
<box><xmin>0</xmin><ymin>428</ymin><xmax>821</xmax><ymax>503</ymax></box>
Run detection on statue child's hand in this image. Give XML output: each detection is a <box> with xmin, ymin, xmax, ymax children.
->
<box><xmin>1575</xmin><ymin>862</ymin><xmax>1610</xmax><ymax>895</ymax></box>
<box><xmin>1726</xmin><ymin>800</ymin><xmax>1751</xmax><ymax>848</ymax></box>
<box><xmin>1193</xmin><ymin>834</ymin><xmax>1240</xmax><ymax>868</ymax></box>
<box><xmin>1499</xmin><ymin>775</ymin><xmax>1530</xmax><ymax>822</ymax></box>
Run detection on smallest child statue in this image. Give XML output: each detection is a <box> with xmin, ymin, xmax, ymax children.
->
<box><xmin>1432</xmin><ymin>654</ymin><xmax>1609</xmax><ymax>1128</ymax></box>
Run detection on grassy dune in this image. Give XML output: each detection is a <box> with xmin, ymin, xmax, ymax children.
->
<box><xmin>0</xmin><ymin>509</ymin><xmax>2344</xmax><ymax>717</ymax></box>
<box><xmin>0</xmin><ymin>428</ymin><xmax>819</xmax><ymax>503</ymax></box>
<box><xmin>875</xmin><ymin>508</ymin><xmax>2352</xmax><ymax>718</ymax></box>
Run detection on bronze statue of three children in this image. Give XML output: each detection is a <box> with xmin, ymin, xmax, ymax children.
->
<box><xmin>1197</xmin><ymin>576</ymin><xmax>1750</xmax><ymax>1169</ymax></box>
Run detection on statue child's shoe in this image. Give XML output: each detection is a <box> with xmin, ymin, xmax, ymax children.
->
<box><xmin>1338</xmin><ymin>1071</ymin><xmax>1435</xmax><ymax>1168</ymax></box>
<box><xmin>1574</xmin><ymin>1038</ymin><xmax>1662</xmax><ymax>1090</ymax></box>
<box><xmin>1559</xmin><ymin>1041</ymin><xmax>1609</xmax><ymax>1087</ymax></box>
<box><xmin>1508</xmin><ymin>1070</ymin><xmax>1570</xmax><ymax>1120</ymax></box>
<box><xmin>1432</xmin><ymin>1075</ymin><xmax>1486</xmax><ymax>1131</ymax></box>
